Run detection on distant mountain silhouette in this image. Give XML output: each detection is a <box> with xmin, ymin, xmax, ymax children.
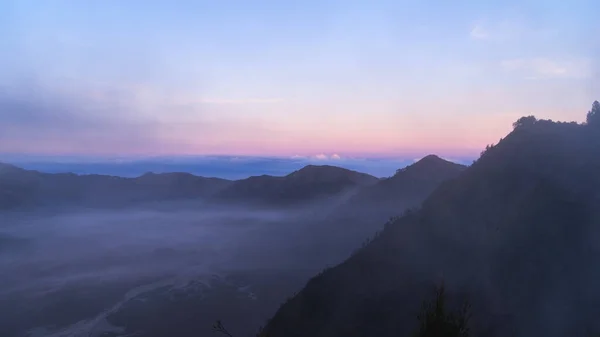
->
<box><xmin>262</xmin><ymin>103</ymin><xmax>600</xmax><ymax>337</ymax></box>
<box><xmin>0</xmin><ymin>163</ymin><xmax>42</xmax><ymax>209</ymax></box>
<box><xmin>342</xmin><ymin>155</ymin><xmax>466</xmax><ymax>213</ymax></box>
<box><xmin>214</xmin><ymin>165</ymin><xmax>379</xmax><ymax>205</ymax></box>
<box><xmin>0</xmin><ymin>162</ymin><xmax>382</xmax><ymax>210</ymax></box>
<box><xmin>266</xmin><ymin>156</ymin><xmax>467</xmax><ymax>271</ymax></box>
<box><xmin>319</xmin><ymin>155</ymin><xmax>466</xmax><ymax>238</ymax></box>
<box><xmin>133</xmin><ymin>172</ymin><xmax>232</xmax><ymax>199</ymax></box>
<box><xmin>1</xmin><ymin>157</ymin><xmax>467</xmax><ymax>212</ymax></box>
<box><xmin>0</xmin><ymin>166</ymin><xmax>232</xmax><ymax>210</ymax></box>
<box><xmin>0</xmin><ymin>162</ymin><xmax>23</xmax><ymax>174</ymax></box>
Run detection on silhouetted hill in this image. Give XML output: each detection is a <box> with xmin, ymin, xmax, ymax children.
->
<box><xmin>0</xmin><ymin>163</ymin><xmax>42</xmax><ymax>210</ymax></box>
<box><xmin>134</xmin><ymin>172</ymin><xmax>232</xmax><ymax>199</ymax></box>
<box><xmin>263</xmin><ymin>104</ymin><xmax>600</xmax><ymax>337</ymax></box>
<box><xmin>214</xmin><ymin>165</ymin><xmax>378</xmax><ymax>205</ymax></box>
<box><xmin>342</xmin><ymin>155</ymin><xmax>466</xmax><ymax>212</ymax></box>
<box><xmin>260</xmin><ymin>156</ymin><xmax>467</xmax><ymax>276</ymax></box>
<box><xmin>0</xmin><ymin>162</ymin><xmax>24</xmax><ymax>174</ymax></box>
<box><xmin>0</xmin><ymin>166</ymin><xmax>232</xmax><ymax>210</ymax></box>
<box><xmin>0</xmin><ymin>162</ymin><xmax>380</xmax><ymax>210</ymax></box>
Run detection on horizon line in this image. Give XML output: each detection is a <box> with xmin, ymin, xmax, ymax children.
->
<box><xmin>0</xmin><ymin>152</ymin><xmax>478</xmax><ymax>162</ymax></box>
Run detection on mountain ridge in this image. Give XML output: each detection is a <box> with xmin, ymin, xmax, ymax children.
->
<box><xmin>332</xmin><ymin>154</ymin><xmax>467</xmax><ymax>222</ymax></box>
<box><xmin>0</xmin><ymin>165</ymin><xmax>233</xmax><ymax>210</ymax></box>
<box><xmin>213</xmin><ymin>164</ymin><xmax>380</xmax><ymax>206</ymax></box>
<box><xmin>262</xmin><ymin>107</ymin><xmax>600</xmax><ymax>337</ymax></box>
<box><xmin>0</xmin><ymin>157</ymin><xmax>467</xmax><ymax>211</ymax></box>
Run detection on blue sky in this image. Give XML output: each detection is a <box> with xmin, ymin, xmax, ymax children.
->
<box><xmin>0</xmin><ymin>0</ymin><xmax>598</xmax><ymax>167</ymax></box>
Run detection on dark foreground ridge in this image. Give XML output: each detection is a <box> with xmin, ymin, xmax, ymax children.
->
<box><xmin>260</xmin><ymin>101</ymin><xmax>600</xmax><ymax>337</ymax></box>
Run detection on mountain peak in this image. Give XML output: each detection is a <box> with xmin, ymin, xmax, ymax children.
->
<box><xmin>294</xmin><ymin>164</ymin><xmax>343</xmax><ymax>174</ymax></box>
<box><xmin>418</xmin><ymin>154</ymin><xmax>445</xmax><ymax>162</ymax></box>
<box><xmin>288</xmin><ymin>165</ymin><xmax>378</xmax><ymax>185</ymax></box>
<box><xmin>395</xmin><ymin>155</ymin><xmax>465</xmax><ymax>177</ymax></box>
<box><xmin>215</xmin><ymin>164</ymin><xmax>378</xmax><ymax>204</ymax></box>
<box><xmin>412</xmin><ymin>154</ymin><xmax>457</xmax><ymax>167</ymax></box>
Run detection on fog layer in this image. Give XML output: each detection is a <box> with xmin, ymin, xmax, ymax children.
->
<box><xmin>0</xmin><ymin>204</ymin><xmax>330</xmax><ymax>337</ymax></box>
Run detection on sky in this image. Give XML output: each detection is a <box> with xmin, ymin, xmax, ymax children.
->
<box><xmin>0</xmin><ymin>0</ymin><xmax>599</xmax><ymax>165</ymax></box>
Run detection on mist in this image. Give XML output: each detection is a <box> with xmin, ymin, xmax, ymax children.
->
<box><xmin>0</xmin><ymin>202</ymin><xmax>340</xmax><ymax>337</ymax></box>
<box><xmin>0</xmin><ymin>155</ymin><xmax>465</xmax><ymax>337</ymax></box>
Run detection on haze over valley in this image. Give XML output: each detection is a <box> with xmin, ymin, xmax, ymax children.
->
<box><xmin>0</xmin><ymin>154</ymin><xmax>467</xmax><ymax>336</ymax></box>
<box><xmin>1</xmin><ymin>0</ymin><xmax>598</xmax><ymax>336</ymax></box>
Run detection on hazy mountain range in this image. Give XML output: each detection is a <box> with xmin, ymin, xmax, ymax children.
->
<box><xmin>0</xmin><ymin>154</ymin><xmax>466</xmax><ymax>337</ymax></box>
<box><xmin>0</xmin><ymin>163</ymin><xmax>231</xmax><ymax>210</ymax></box>
<box><xmin>1</xmin><ymin>155</ymin><xmax>462</xmax><ymax>181</ymax></box>
<box><xmin>0</xmin><ymin>155</ymin><xmax>462</xmax><ymax>211</ymax></box>
<box><xmin>2</xmin><ymin>103</ymin><xmax>599</xmax><ymax>337</ymax></box>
